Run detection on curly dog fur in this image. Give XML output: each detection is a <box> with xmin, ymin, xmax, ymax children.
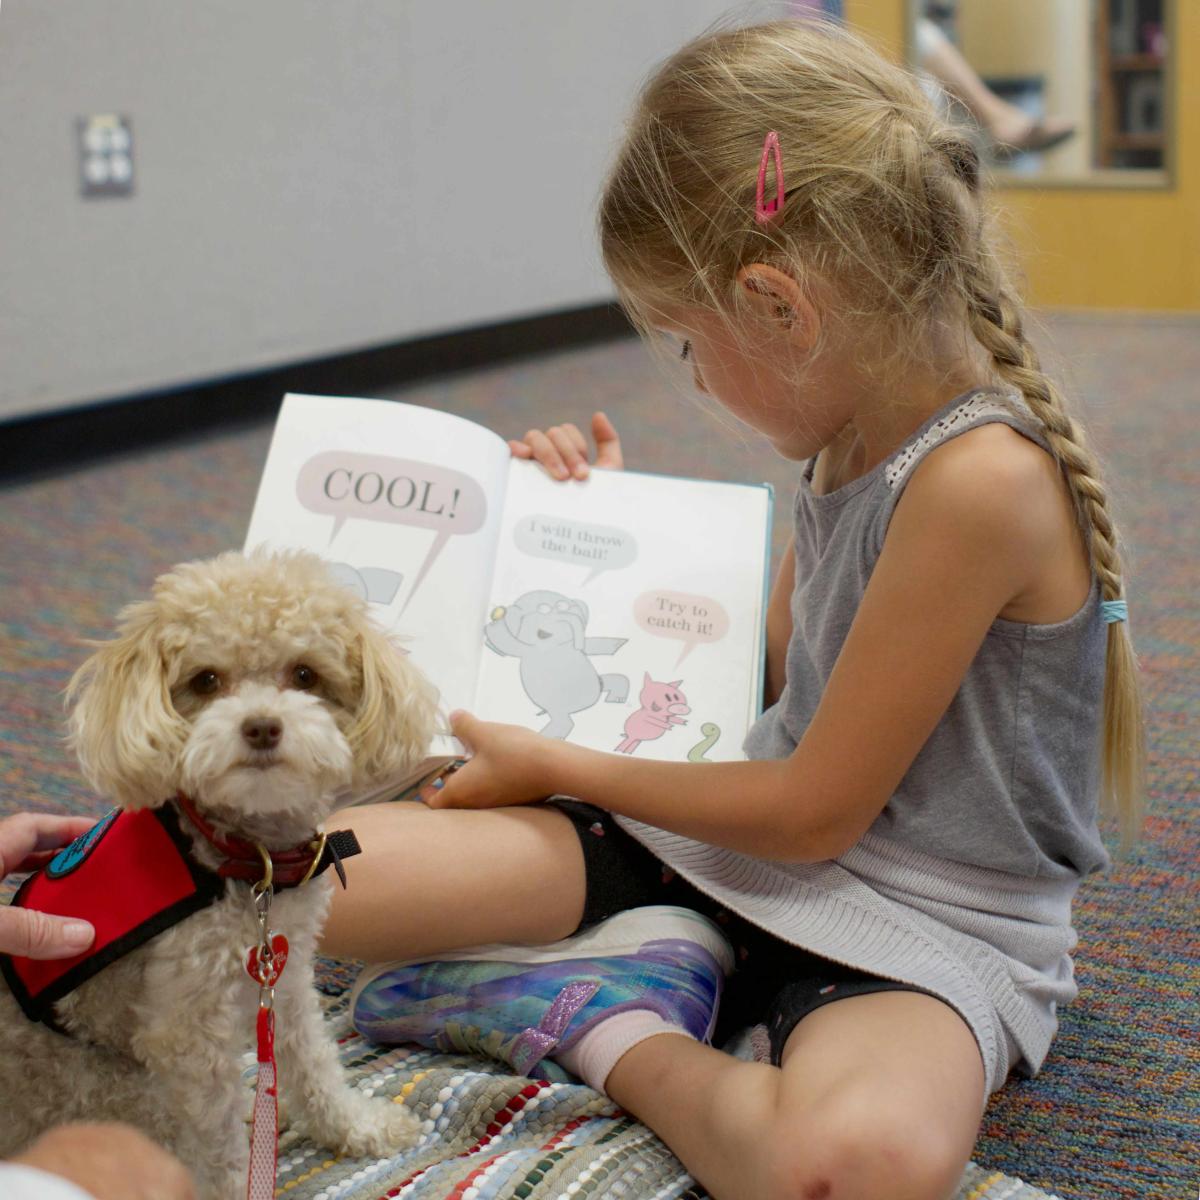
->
<box><xmin>0</xmin><ymin>549</ymin><xmax>438</xmax><ymax>1197</ymax></box>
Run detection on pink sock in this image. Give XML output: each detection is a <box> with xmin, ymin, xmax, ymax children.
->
<box><xmin>555</xmin><ymin>1010</ymin><xmax>695</xmax><ymax>1093</ymax></box>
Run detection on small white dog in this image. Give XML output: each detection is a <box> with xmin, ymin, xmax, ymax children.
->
<box><xmin>0</xmin><ymin>550</ymin><xmax>437</xmax><ymax>1198</ymax></box>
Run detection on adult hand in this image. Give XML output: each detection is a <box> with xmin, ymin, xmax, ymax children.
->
<box><xmin>420</xmin><ymin>711</ymin><xmax>560</xmax><ymax>811</ymax></box>
<box><xmin>509</xmin><ymin>411</ymin><xmax>624</xmax><ymax>480</ymax></box>
<box><xmin>12</xmin><ymin>1121</ymin><xmax>195</xmax><ymax>1200</ymax></box>
<box><xmin>0</xmin><ymin>812</ymin><xmax>97</xmax><ymax>957</ymax></box>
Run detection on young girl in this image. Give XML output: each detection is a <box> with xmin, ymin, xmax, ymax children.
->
<box><xmin>320</xmin><ymin>18</ymin><xmax>1143</xmax><ymax>1199</ymax></box>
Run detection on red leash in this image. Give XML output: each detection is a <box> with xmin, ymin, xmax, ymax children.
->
<box><xmin>245</xmin><ymin>880</ymin><xmax>289</xmax><ymax>1200</ymax></box>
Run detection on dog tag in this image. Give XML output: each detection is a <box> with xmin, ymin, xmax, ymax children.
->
<box><xmin>246</xmin><ymin>933</ymin><xmax>289</xmax><ymax>987</ymax></box>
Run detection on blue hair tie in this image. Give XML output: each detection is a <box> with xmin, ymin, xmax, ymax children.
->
<box><xmin>1100</xmin><ymin>599</ymin><xmax>1128</xmax><ymax>624</ymax></box>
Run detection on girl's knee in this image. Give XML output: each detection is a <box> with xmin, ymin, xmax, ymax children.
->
<box><xmin>763</xmin><ymin>1088</ymin><xmax>971</xmax><ymax>1200</ymax></box>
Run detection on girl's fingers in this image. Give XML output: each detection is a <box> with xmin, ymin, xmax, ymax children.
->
<box><xmin>592</xmin><ymin>412</ymin><xmax>624</xmax><ymax>470</ymax></box>
<box><xmin>447</xmin><ymin>709</ymin><xmax>478</xmax><ymax>749</ymax></box>
<box><xmin>422</xmin><ymin>761</ymin><xmax>473</xmax><ymax>809</ymax></box>
<box><xmin>548</xmin><ymin>425</ymin><xmax>590</xmax><ymax>480</ymax></box>
<box><xmin>518</xmin><ymin>417</ymin><xmax>622</xmax><ymax>479</ymax></box>
<box><xmin>523</xmin><ymin>429</ymin><xmax>569</xmax><ymax>480</ymax></box>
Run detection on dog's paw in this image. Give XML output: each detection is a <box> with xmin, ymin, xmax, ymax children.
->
<box><xmin>343</xmin><ymin>1099</ymin><xmax>423</xmax><ymax>1158</ymax></box>
<box><xmin>304</xmin><ymin>1090</ymin><xmax>422</xmax><ymax>1158</ymax></box>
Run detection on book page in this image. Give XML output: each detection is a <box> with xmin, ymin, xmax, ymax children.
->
<box><xmin>476</xmin><ymin>461</ymin><xmax>771</xmax><ymax>763</ymax></box>
<box><xmin>244</xmin><ymin>394</ymin><xmax>511</xmax><ymax>746</ymax></box>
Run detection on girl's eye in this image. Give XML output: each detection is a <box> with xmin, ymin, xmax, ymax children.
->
<box><xmin>291</xmin><ymin>664</ymin><xmax>318</xmax><ymax>690</ymax></box>
<box><xmin>680</xmin><ymin>339</ymin><xmax>691</xmax><ymax>362</ymax></box>
<box><xmin>190</xmin><ymin>669</ymin><xmax>221</xmax><ymax>696</ymax></box>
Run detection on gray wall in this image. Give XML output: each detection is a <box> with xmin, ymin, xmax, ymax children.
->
<box><xmin>0</xmin><ymin>1</ymin><xmax>736</xmax><ymax>419</ymax></box>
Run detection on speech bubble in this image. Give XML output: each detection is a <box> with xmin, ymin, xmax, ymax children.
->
<box><xmin>513</xmin><ymin>514</ymin><xmax>638</xmax><ymax>585</ymax></box>
<box><xmin>297</xmin><ymin>452</ymin><xmax>487</xmax><ymax>612</ymax></box>
<box><xmin>634</xmin><ymin>589</ymin><xmax>730</xmax><ymax>667</ymax></box>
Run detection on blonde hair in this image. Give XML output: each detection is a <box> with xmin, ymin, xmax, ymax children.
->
<box><xmin>599</xmin><ymin>18</ymin><xmax>1145</xmax><ymax>845</ymax></box>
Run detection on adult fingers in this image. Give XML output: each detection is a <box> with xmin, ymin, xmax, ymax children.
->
<box><xmin>15</xmin><ymin>1122</ymin><xmax>196</xmax><ymax>1200</ymax></box>
<box><xmin>591</xmin><ymin>412</ymin><xmax>624</xmax><ymax>470</ymax></box>
<box><xmin>0</xmin><ymin>905</ymin><xmax>94</xmax><ymax>959</ymax></box>
<box><xmin>0</xmin><ymin>812</ymin><xmax>96</xmax><ymax>876</ymax></box>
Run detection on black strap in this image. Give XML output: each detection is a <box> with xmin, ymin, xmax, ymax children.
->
<box><xmin>313</xmin><ymin>829</ymin><xmax>361</xmax><ymax>889</ymax></box>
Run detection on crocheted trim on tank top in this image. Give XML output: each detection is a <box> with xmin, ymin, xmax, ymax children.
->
<box><xmin>885</xmin><ymin>391</ymin><xmax>1024</xmax><ymax>492</ymax></box>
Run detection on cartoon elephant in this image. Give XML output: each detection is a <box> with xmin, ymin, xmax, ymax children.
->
<box><xmin>484</xmin><ymin>590</ymin><xmax>630</xmax><ymax>739</ymax></box>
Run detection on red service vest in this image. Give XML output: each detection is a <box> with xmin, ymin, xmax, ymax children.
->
<box><xmin>0</xmin><ymin>805</ymin><xmax>224</xmax><ymax>1024</ymax></box>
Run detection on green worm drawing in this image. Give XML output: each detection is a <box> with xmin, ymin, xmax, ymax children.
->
<box><xmin>687</xmin><ymin>722</ymin><xmax>721</xmax><ymax>762</ymax></box>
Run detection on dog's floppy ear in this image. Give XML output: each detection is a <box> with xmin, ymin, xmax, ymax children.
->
<box><xmin>66</xmin><ymin>599</ymin><xmax>187</xmax><ymax>809</ymax></box>
<box><xmin>344</xmin><ymin>609</ymin><xmax>438</xmax><ymax>787</ymax></box>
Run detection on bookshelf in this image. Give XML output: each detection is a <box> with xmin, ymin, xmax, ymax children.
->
<box><xmin>1095</xmin><ymin>0</ymin><xmax>1168</xmax><ymax>169</ymax></box>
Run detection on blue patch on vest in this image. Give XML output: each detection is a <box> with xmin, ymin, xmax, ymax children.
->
<box><xmin>46</xmin><ymin>809</ymin><xmax>120</xmax><ymax>879</ymax></box>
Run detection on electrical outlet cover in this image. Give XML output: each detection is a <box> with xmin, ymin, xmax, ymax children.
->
<box><xmin>78</xmin><ymin>114</ymin><xmax>135</xmax><ymax>198</ymax></box>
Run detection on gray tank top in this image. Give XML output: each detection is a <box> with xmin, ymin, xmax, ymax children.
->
<box><xmin>744</xmin><ymin>388</ymin><xmax>1109</xmax><ymax>879</ymax></box>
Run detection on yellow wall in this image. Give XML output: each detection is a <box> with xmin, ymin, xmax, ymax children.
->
<box><xmin>844</xmin><ymin>0</ymin><xmax>1199</xmax><ymax>311</ymax></box>
<box><xmin>958</xmin><ymin>1</ymin><xmax>1093</xmax><ymax>179</ymax></box>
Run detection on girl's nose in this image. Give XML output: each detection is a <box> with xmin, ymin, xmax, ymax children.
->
<box><xmin>692</xmin><ymin>363</ymin><xmax>709</xmax><ymax>395</ymax></box>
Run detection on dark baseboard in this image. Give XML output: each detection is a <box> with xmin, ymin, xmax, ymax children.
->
<box><xmin>1</xmin><ymin>303</ymin><xmax>633</xmax><ymax>487</ymax></box>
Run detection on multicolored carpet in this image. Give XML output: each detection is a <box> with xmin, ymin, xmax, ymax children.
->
<box><xmin>239</xmin><ymin>972</ymin><xmax>1062</xmax><ymax>1200</ymax></box>
<box><xmin>1</xmin><ymin>311</ymin><xmax>1196</xmax><ymax>1198</ymax></box>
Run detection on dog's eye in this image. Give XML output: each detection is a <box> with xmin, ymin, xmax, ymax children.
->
<box><xmin>291</xmin><ymin>664</ymin><xmax>319</xmax><ymax>690</ymax></box>
<box><xmin>190</xmin><ymin>669</ymin><xmax>222</xmax><ymax>696</ymax></box>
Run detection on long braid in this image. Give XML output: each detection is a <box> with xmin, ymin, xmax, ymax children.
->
<box><xmin>964</xmin><ymin>254</ymin><xmax>1146</xmax><ymax>845</ymax></box>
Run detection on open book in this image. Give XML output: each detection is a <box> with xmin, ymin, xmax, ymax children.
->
<box><xmin>244</xmin><ymin>393</ymin><xmax>773</xmax><ymax>799</ymax></box>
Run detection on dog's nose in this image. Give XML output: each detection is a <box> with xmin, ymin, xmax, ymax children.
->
<box><xmin>242</xmin><ymin>716</ymin><xmax>283</xmax><ymax>751</ymax></box>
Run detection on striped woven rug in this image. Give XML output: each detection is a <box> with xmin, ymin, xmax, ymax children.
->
<box><xmin>256</xmin><ymin>965</ymin><xmax>1059</xmax><ymax>1200</ymax></box>
<box><xmin>1</xmin><ymin>312</ymin><xmax>1196</xmax><ymax>1198</ymax></box>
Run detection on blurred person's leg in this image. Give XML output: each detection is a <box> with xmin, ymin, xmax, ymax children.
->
<box><xmin>915</xmin><ymin>17</ymin><xmax>1075</xmax><ymax>153</ymax></box>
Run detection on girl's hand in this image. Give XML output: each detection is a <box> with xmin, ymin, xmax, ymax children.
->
<box><xmin>420</xmin><ymin>711</ymin><xmax>560</xmax><ymax>810</ymax></box>
<box><xmin>509</xmin><ymin>411</ymin><xmax>624</xmax><ymax>481</ymax></box>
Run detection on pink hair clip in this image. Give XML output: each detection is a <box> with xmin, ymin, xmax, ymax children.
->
<box><xmin>755</xmin><ymin>130</ymin><xmax>785</xmax><ymax>225</ymax></box>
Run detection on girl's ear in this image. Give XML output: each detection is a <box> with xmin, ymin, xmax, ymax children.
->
<box><xmin>66</xmin><ymin>601</ymin><xmax>186</xmax><ymax>809</ymax></box>
<box><xmin>345</xmin><ymin>611</ymin><xmax>438</xmax><ymax>788</ymax></box>
<box><xmin>737</xmin><ymin>263</ymin><xmax>819</xmax><ymax>349</ymax></box>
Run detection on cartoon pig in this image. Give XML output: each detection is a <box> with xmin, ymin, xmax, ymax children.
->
<box><xmin>615</xmin><ymin>675</ymin><xmax>690</xmax><ymax>754</ymax></box>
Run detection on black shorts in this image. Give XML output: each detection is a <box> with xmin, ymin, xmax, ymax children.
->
<box><xmin>550</xmin><ymin>798</ymin><xmax>933</xmax><ymax>1065</ymax></box>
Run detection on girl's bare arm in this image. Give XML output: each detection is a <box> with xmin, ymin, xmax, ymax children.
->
<box><xmin>428</xmin><ymin>428</ymin><xmax>1059</xmax><ymax>863</ymax></box>
<box><xmin>764</xmin><ymin>542</ymin><xmax>795</xmax><ymax>708</ymax></box>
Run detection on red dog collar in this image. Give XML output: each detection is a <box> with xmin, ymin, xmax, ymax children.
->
<box><xmin>172</xmin><ymin>793</ymin><xmax>360</xmax><ymax>890</ymax></box>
